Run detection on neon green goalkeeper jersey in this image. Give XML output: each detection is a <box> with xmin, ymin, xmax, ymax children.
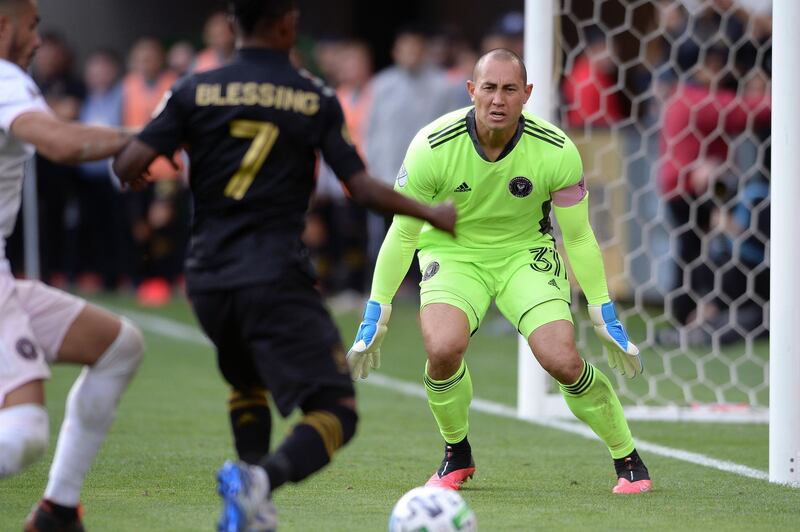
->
<box><xmin>397</xmin><ymin>106</ymin><xmax>582</xmax><ymax>256</ymax></box>
<box><xmin>371</xmin><ymin>106</ymin><xmax>609</xmax><ymax>305</ymax></box>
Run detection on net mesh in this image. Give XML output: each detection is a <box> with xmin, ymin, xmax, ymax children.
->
<box><xmin>552</xmin><ymin>0</ymin><xmax>771</xmax><ymax>412</ymax></box>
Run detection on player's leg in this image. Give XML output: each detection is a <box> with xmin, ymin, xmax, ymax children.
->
<box><xmin>214</xmin><ymin>272</ymin><xmax>357</xmax><ymax>531</ymax></box>
<box><xmin>523</xmin><ymin>303</ymin><xmax>651</xmax><ymax>494</ymax></box>
<box><xmin>259</xmin><ymin>388</ymin><xmax>357</xmax><ymax>490</ymax></box>
<box><xmin>420</xmin><ymin>303</ymin><xmax>476</xmax><ymax>489</ymax></box>
<box><xmin>497</xmin><ymin>251</ymin><xmax>650</xmax><ymax>493</ymax></box>
<box><xmin>15</xmin><ymin>281</ymin><xmax>144</xmax><ymax>529</ymax></box>
<box><xmin>417</xmin><ymin>256</ymin><xmax>491</xmax><ymax>490</ymax></box>
<box><xmin>190</xmin><ymin>290</ymin><xmax>273</xmax><ymax>465</ymax></box>
<box><xmin>0</xmin><ymin>278</ymin><xmax>51</xmax><ymax>480</ymax></box>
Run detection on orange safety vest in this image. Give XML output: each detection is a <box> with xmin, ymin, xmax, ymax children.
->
<box><xmin>337</xmin><ymin>83</ymin><xmax>373</xmax><ymax>160</ymax></box>
<box><xmin>122</xmin><ymin>71</ymin><xmax>183</xmax><ymax>180</ymax></box>
<box><xmin>122</xmin><ymin>71</ymin><xmax>177</xmax><ymax>128</ymax></box>
<box><xmin>193</xmin><ymin>48</ymin><xmax>224</xmax><ymax>73</ymax></box>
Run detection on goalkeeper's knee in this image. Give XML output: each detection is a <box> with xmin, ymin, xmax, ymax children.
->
<box><xmin>0</xmin><ymin>403</ymin><xmax>49</xmax><ymax>477</ymax></box>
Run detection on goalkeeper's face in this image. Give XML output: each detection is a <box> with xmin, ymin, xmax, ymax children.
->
<box><xmin>467</xmin><ymin>56</ymin><xmax>532</xmax><ymax>134</ymax></box>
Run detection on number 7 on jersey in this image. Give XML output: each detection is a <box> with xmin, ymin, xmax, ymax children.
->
<box><xmin>224</xmin><ymin>120</ymin><xmax>279</xmax><ymax>200</ymax></box>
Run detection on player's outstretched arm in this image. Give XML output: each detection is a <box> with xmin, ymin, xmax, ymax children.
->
<box><xmin>112</xmin><ymin>138</ymin><xmax>161</xmax><ymax>191</ymax></box>
<box><xmin>11</xmin><ymin>112</ymin><xmax>132</xmax><ymax>165</ymax></box>
<box><xmin>347</xmin><ymin>215</ymin><xmax>423</xmax><ymax>380</ymax></box>
<box><xmin>554</xmin><ymin>193</ymin><xmax>642</xmax><ymax>378</ymax></box>
<box><xmin>345</xmin><ymin>170</ymin><xmax>456</xmax><ymax>236</ymax></box>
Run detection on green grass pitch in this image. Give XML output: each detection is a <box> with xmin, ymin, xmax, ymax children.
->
<box><xmin>1</xmin><ymin>294</ymin><xmax>798</xmax><ymax>531</ymax></box>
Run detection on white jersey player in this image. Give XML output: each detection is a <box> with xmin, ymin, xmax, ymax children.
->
<box><xmin>0</xmin><ymin>1</ymin><xmax>145</xmax><ymax>530</ymax></box>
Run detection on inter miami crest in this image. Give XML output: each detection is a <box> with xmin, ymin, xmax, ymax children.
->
<box><xmin>16</xmin><ymin>338</ymin><xmax>37</xmax><ymax>360</ymax></box>
<box><xmin>508</xmin><ymin>176</ymin><xmax>533</xmax><ymax>197</ymax></box>
<box><xmin>422</xmin><ymin>261</ymin><xmax>440</xmax><ymax>281</ymax></box>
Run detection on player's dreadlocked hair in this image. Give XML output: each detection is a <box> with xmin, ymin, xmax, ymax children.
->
<box><xmin>228</xmin><ymin>0</ymin><xmax>297</xmax><ymax>36</ymax></box>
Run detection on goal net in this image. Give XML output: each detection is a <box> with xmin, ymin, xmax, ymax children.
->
<box><xmin>522</xmin><ymin>0</ymin><xmax>772</xmax><ymax>422</ymax></box>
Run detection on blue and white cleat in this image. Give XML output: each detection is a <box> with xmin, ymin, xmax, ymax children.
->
<box><xmin>217</xmin><ymin>460</ymin><xmax>277</xmax><ymax>532</ymax></box>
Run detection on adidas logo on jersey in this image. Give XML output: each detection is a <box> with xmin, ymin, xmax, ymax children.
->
<box><xmin>453</xmin><ymin>182</ymin><xmax>472</xmax><ymax>192</ymax></box>
<box><xmin>548</xmin><ymin>279</ymin><xmax>559</xmax><ymax>288</ymax></box>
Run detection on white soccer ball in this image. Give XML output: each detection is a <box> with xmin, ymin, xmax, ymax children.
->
<box><xmin>388</xmin><ymin>486</ymin><xmax>477</xmax><ymax>532</ymax></box>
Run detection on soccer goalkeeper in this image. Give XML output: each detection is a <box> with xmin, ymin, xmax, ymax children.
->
<box><xmin>348</xmin><ymin>48</ymin><xmax>652</xmax><ymax>494</ymax></box>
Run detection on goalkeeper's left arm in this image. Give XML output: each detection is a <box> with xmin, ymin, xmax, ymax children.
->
<box><xmin>553</xmin><ymin>190</ymin><xmax>643</xmax><ymax>378</ymax></box>
<box><xmin>347</xmin><ymin>215</ymin><xmax>424</xmax><ymax>379</ymax></box>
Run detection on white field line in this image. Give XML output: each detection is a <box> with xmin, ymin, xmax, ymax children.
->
<box><xmin>121</xmin><ymin>308</ymin><xmax>769</xmax><ymax>482</ymax></box>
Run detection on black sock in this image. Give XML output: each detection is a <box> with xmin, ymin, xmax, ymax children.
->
<box><xmin>613</xmin><ymin>449</ymin><xmax>650</xmax><ymax>481</ymax></box>
<box><xmin>259</xmin><ymin>404</ymin><xmax>358</xmax><ymax>491</ymax></box>
<box><xmin>44</xmin><ymin>500</ymin><xmax>79</xmax><ymax>521</ymax></box>
<box><xmin>447</xmin><ymin>436</ymin><xmax>472</xmax><ymax>456</ymax></box>
<box><xmin>229</xmin><ymin>389</ymin><xmax>272</xmax><ymax>464</ymax></box>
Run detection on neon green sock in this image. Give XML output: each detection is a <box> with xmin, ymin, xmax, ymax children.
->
<box><xmin>560</xmin><ymin>360</ymin><xmax>635</xmax><ymax>459</ymax></box>
<box><xmin>424</xmin><ymin>360</ymin><xmax>472</xmax><ymax>444</ymax></box>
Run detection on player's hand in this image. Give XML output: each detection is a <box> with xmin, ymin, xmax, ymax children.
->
<box><xmin>428</xmin><ymin>200</ymin><xmax>457</xmax><ymax>236</ymax></box>
<box><xmin>108</xmin><ymin>157</ymin><xmax>148</xmax><ymax>191</ymax></box>
<box><xmin>347</xmin><ymin>300</ymin><xmax>391</xmax><ymax>380</ymax></box>
<box><xmin>588</xmin><ymin>302</ymin><xmax>642</xmax><ymax>379</ymax></box>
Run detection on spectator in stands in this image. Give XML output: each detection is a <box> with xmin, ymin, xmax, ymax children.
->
<box><xmin>27</xmin><ymin>33</ymin><xmax>85</xmax><ymax>286</ymax></box>
<box><xmin>305</xmin><ymin>40</ymin><xmax>374</xmax><ymax>303</ymax></box>
<box><xmin>167</xmin><ymin>40</ymin><xmax>196</xmax><ymax>77</ymax></box>
<box><xmin>122</xmin><ymin>37</ymin><xmax>186</xmax><ymax>306</ymax></box>
<box><xmin>658</xmin><ymin>49</ymin><xmax>770</xmax><ymax>327</ymax></box>
<box><xmin>123</xmin><ymin>38</ymin><xmax>176</xmax><ymax>128</ymax></box>
<box><xmin>562</xmin><ymin>25</ymin><xmax>624</xmax><ymax>129</ymax></box>
<box><xmin>311</xmin><ymin>35</ymin><xmax>346</xmax><ymax>84</ymax></box>
<box><xmin>657</xmin><ymin>159</ymin><xmax>769</xmax><ymax>346</ymax></box>
<box><xmin>364</xmin><ymin>26</ymin><xmax>463</xmax><ymax>282</ymax></box>
<box><xmin>193</xmin><ymin>11</ymin><xmax>235</xmax><ymax>73</ymax></box>
<box><xmin>30</xmin><ymin>32</ymin><xmax>84</xmax><ymax>116</ymax></box>
<box><xmin>480</xmin><ymin>10</ymin><xmax>524</xmax><ymax>56</ymax></box>
<box><xmin>77</xmin><ymin>49</ymin><xmax>128</xmax><ymax>292</ymax></box>
<box><xmin>428</xmin><ymin>27</ymin><xmax>477</xmax><ymax>108</ymax></box>
<box><xmin>336</xmin><ymin>40</ymin><xmax>373</xmax><ymax>158</ymax></box>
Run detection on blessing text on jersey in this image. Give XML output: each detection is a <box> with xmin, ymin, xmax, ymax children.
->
<box><xmin>195</xmin><ymin>83</ymin><xmax>320</xmax><ymax>115</ymax></box>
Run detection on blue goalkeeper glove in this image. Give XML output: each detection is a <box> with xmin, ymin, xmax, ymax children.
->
<box><xmin>588</xmin><ymin>302</ymin><xmax>642</xmax><ymax>378</ymax></box>
<box><xmin>347</xmin><ymin>300</ymin><xmax>392</xmax><ymax>380</ymax></box>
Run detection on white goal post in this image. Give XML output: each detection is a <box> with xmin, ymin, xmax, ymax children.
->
<box><xmin>521</xmin><ymin>0</ymin><xmax>798</xmax><ymax>485</ymax></box>
<box><xmin>768</xmin><ymin>0</ymin><xmax>800</xmax><ymax>487</ymax></box>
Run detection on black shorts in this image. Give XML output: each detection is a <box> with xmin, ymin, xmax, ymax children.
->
<box><xmin>189</xmin><ymin>267</ymin><xmax>354</xmax><ymax>417</ymax></box>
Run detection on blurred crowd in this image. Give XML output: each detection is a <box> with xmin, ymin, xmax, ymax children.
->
<box><xmin>559</xmin><ymin>0</ymin><xmax>771</xmax><ymax>346</ymax></box>
<box><xmin>6</xmin><ymin>9</ymin><xmax>525</xmax><ymax>309</ymax></box>
<box><xmin>7</xmin><ymin>2</ymin><xmax>773</xmax><ymax>347</ymax></box>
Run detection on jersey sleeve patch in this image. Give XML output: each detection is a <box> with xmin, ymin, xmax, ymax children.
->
<box><xmin>396</xmin><ymin>163</ymin><xmax>408</xmax><ymax>187</ymax></box>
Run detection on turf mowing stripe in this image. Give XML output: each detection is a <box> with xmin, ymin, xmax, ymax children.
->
<box><xmin>123</xmin><ymin>309</ymin><xmax>769</xmax><ymax>482</ymax></box>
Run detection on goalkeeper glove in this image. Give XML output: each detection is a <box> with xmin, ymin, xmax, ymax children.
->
<box><xmin>347</xmin><ymin>300</ymin><xmax>391</xmax><ymax>380</ymax></box>
<box><xmin>588</xmin><ymin>301</ymin><xmax>642</xmax><ymax>379</ymax></box>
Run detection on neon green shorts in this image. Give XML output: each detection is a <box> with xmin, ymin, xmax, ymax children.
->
<box><xmin>417</xmin><ymin>247</ymin><xmax>573</xmax><ymax>338</ymax></box>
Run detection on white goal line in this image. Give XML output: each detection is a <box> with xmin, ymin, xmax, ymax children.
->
<box><xmin>120</xmin><ymin>308</ymin><xmax>768</xmax><ymax>483</ymax></box>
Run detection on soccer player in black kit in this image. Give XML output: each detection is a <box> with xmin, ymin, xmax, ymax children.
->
<box><xmin>113</xmin><ymin>1</ymin><xmax>456</xmax><ymax>530</ymax></box>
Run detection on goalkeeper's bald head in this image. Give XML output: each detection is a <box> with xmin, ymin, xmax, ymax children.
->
<box><xmin>228</xmin><ymin>0</ymin><xmax>297</xmax><ymax>37</ymax></box>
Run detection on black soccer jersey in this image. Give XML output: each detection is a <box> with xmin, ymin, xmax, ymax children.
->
<box><xmin>137</xmin><ymin>48</ymin><xmax>365</xmax><ymax>291</ymax></box>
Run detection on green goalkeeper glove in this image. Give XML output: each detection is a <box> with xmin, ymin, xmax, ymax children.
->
<box><xmin>588</xmin><ymin>301</ymin><xmax>642</xmax><ymax>378</ymax></box>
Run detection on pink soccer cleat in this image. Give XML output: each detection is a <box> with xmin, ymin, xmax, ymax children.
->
<box><xmin>612</xmin><ymin>449</ymin><xmax>652</xmax><ymax>494</ymax></box>
<box><xmin>424</xmin><ymin>443</ymin><xmax>476</xmax><ymax>490</ymax></box>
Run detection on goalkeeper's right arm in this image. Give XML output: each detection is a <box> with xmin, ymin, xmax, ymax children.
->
<box><xmin>347</xmin><ymin>216</ymin><xmax>423</xmax><ymax>379</ymax></box>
